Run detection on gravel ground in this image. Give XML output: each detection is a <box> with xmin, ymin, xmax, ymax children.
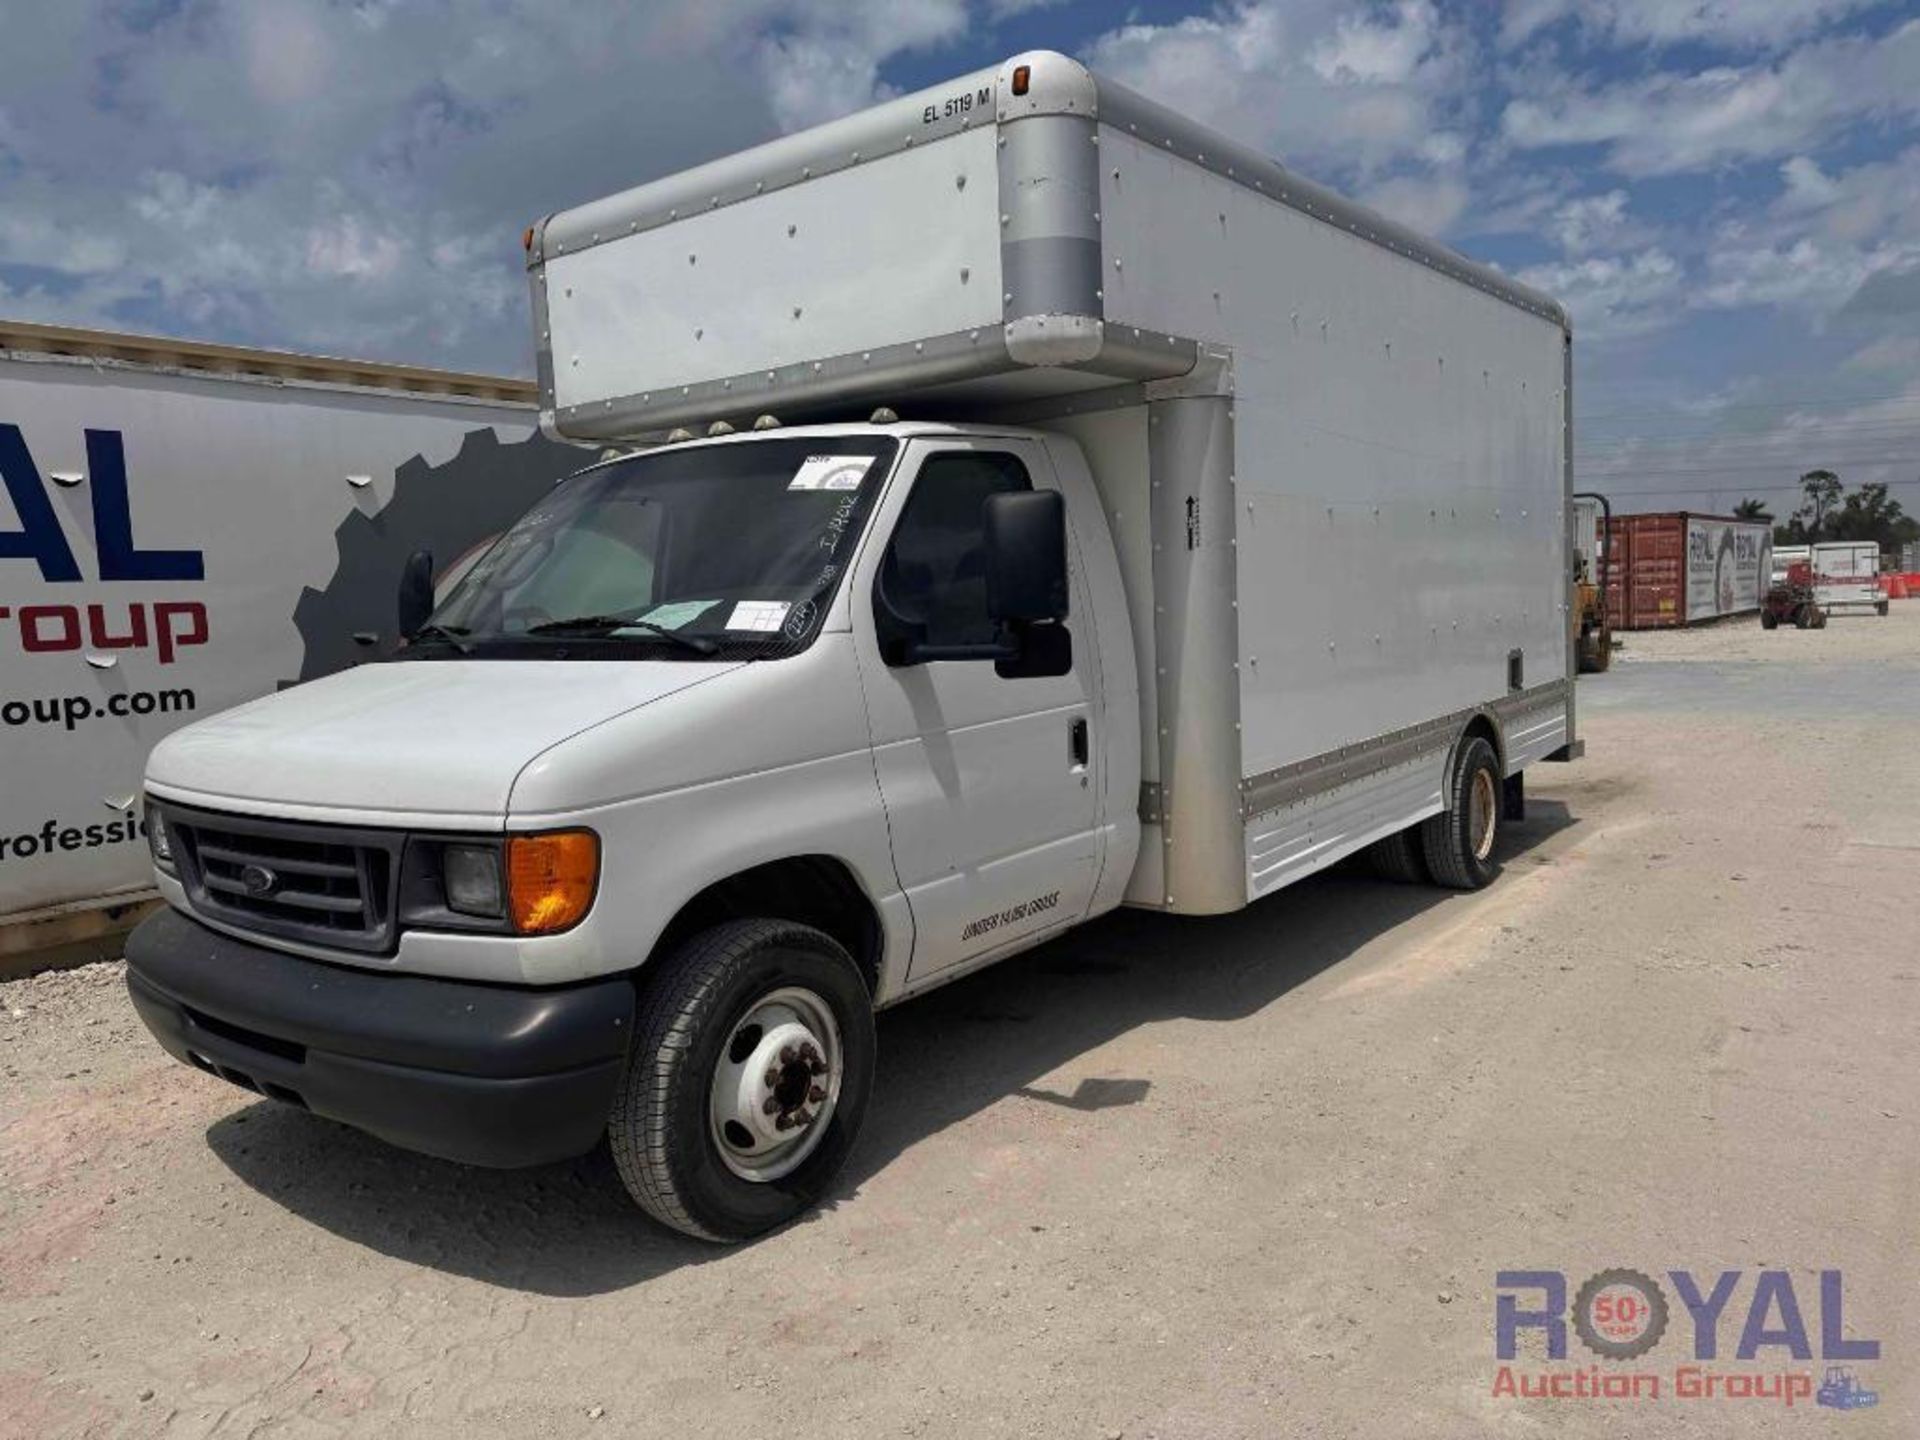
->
<box><xmin>4</xmin><ymin>606</ymin><xmax>1918</xmax><ymax>1439</ymax></box>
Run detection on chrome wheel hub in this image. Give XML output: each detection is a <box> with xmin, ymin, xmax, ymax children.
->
<box><xmin>710</xmin><ymin>987</ymin><xmax>842</xmax><ymax>1182</ymax></box>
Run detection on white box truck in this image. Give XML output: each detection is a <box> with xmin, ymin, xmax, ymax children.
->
<box><xmin>1812</xmin><ymin>541</ymin><xmax>1885</xmax><ymax>617</ymax></box>
<box><xmin>124</xmin><ymin>52</ymin><xmax>1577</xmax><ymax>1240</ymax></box>
<box><xmin>0</xmin><ymin>320</ymin><xmax>573</xmax><ymax>972</ymax></box>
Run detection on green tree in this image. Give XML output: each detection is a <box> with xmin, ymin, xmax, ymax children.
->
<box><xmin>1792</xmin><ymin>469</ymin><xmax>1842</xmax><ymax>540</ymax></box>
<box><xmin>1731</xmin><ymin>498</ymin><xmax>1772</xmax><ymax>521</ymax></box>
<box><xmin>1825</xmin><ymin>482</ymin><xmax>1920</xmax><ymax>551</ymax></box>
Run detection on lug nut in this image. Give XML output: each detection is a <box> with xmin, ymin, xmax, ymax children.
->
<box><xmin>775</xmin><ymin>1113</ymin><xmax>795</xmax><ymax>1131</ymax></box>
<box><xmin>780</xmin><ymin>1045</ymin><xmax>798</xmax><ymax>1064</ymax></box>
<box><xmin>763</xmin><ymin>1097</ymin><xmax>780</xmax><ymax>1115</ymax></box>
<box><xmin>808</xmin><ymin>1057</ymin><xmax>827</xmax><ymax>1075</ymax></box>
<box><xmin>808</xmin><ymin>1084</ymin><xmax>827</xmax><ymax>1104</ymax></box>
<box><xmin>764</xmin><ymin>1067</ymin><xmax>780</xmax><ymax>1087</ymax></box>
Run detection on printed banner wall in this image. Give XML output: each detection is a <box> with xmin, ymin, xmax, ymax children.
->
<box><xmin>0</xmin><ymin>355</ymin><xmax>575</xmax><ymax>918</ymax></box>
<box><xmin>1685</xmin><ymin>519</ymin><xmax>1772</xmax><ymax>622</ymax></box>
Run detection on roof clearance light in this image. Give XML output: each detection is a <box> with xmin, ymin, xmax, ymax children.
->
<box><xmin>707</xmin><ymin>420</ymin><xmax>736</xmax><ymax>436</ymax></box>
<box><xmin>665</xmin><ymin>427</ymin><xmax>695</xmax><ymax>443</ymax></box>
<box><xmin>522</xmin><ymin>226</ymin><xmax>535</xmax><ymax>253</ymax></box>
<box><xmin>1011</xmin><ymin>64</ymin><xmax>1031</xmax><ymax>96</ymax></box>
<box><xmin>752</xmin><ymin>413</ymin><xmax>782</xmax><ymax>430</ymax></box>
<box><xmin>870</xmin><ymin>407</ymin><xmax>899</xmax><ymax>424</ymax></box>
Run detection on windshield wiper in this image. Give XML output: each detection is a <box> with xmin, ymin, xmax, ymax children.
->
<box><xmin>407</xmin><ymin>622</ymin><xmax>473</xmax><ymax>655</ymax></box>
<box><xmin>526</xmin><ymin>615</ymin><xmax>719</xmax><ymax>655</ymax></box>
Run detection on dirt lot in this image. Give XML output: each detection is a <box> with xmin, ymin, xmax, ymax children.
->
<box><xmin>5</xmin><ymin>607</ymin><xmax>1917</xmax><ymax>1439</ymax></box>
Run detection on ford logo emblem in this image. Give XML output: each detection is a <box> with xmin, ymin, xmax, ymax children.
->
<box><xmin>239</xmin><ymin>863</ymin><xmax>278</xmax><ymax>897</ymax></box>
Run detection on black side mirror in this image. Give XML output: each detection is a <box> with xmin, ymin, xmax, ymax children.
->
<box><xmin>397</xmin><ymin>548</ymin><xmax>435</xmax><ymax>638</ymax></box>
<box><xmin>985</xmin><ymin>490</ymin><xmax>1068</xmax><ymax>624</ymax></box>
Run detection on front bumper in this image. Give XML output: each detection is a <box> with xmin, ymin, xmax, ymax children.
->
<box><xmin>125</xmin><ymin>907</ymin><xmax>633</xmax><ymax>1168</ymax></box>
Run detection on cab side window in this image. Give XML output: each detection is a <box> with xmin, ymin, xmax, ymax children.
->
<box><xmin>880</xmin><ymin>451</ymin><xmax>1032</xmax><ymax>649</ymax></box>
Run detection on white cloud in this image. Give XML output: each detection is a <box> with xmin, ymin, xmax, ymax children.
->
<box><xmin>1517</xmin><ymin>248</ymin><xmax>1684</xmax><ymax>338</ymax></box>
<box><xmin>1502</xmin><ymin>0</ymin><xmax>1883</xmax><ymax>51</ymax></box>
<box><xmin>1084</xmin><ymin>0</ymin><xmax>1468</xmax><ymax>181</ymax></box>
<box><xmin>1362</xmin><ymin>174</ymin><xmax>1469</xmax><ymax>234</ymax></box>
<box><xmin>1501</xmin><ymin>17</ymin><xmax>1920</xmax><ymax>175</ymax></box>
<box><xmin>0</xmin><ymin>0</ymin><xmax>971</xmax><ymax>372</ymax></box>
<box><xmin>1548</xmin><ymin>189</ymin><xmax>1629</xmax><ymax>253</ymax></box>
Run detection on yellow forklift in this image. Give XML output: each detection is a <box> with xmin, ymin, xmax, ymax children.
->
<box><xmin>1574</xmin><ymin>491</ymin><xmax>1612</xmax><ymax>673</ymax></box>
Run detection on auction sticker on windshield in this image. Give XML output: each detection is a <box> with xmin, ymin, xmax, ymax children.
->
<box><xmin>623</xmin><ymin>600</ymin><xmax>719</xmax><ymax>632</ymax></box>
<box><xmin>788</xmin><ymin>455</ymin><xmax>874</xmax><ymax>492</ymax></box>
<box><xmin>726</xmin><ymin>600</ymin><xmax>792</xmax><ymax>632</ymax></box>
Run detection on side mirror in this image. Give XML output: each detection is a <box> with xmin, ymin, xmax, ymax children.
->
<box><xmin>397</xmin><ymin>548</ymin><xmax>435</xmax><ymax>637</ymax></box>
<box><xmin>984</xmin><ymin>490</ymin><xmax>1068</xmax><ymax>624</ymax></box>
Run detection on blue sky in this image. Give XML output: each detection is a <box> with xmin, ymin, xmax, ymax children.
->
<box><xmin>3</xmin><ymin>0</ymin><xmax>1918</xmax><ymax>516</ymax></box>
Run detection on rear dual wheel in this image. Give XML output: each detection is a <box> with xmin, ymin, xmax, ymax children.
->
<box><xmin>1420</xmin><ymin>737</ymin><xmax>1503</xmax><ymax>891</ymax></box>
<box><xmin>608</xmin><ymin>919</ymin><xmax>874</xmax><ymax>1242</ymax></box>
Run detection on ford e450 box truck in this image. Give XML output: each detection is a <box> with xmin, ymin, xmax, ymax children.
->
<box><xmin>125</xmin><ymin>51</ymin><xmax>1578</xmax><ymax>1240</ymax></box>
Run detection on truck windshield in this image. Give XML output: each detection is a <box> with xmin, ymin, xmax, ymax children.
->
<box><xmin>409</xmin><ymin>435</ymin><xmax>898</xmax><ymax>660</ymax></box>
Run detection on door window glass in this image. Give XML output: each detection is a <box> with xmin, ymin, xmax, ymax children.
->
<box><xmin>879</xmin><ymin>451</ymin><xmax>1032</xmax><ymax>648</ymax></box>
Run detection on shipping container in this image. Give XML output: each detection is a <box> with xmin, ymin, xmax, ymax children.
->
<box><xmin>1604</xmin><ymin>512</ymin><xmax>1772</xmax><ymax>630</ymax></box>
<box><xmin>0</xmin><ymin>320</ymin><xmax>578</xmax><ymax>970</ymax></box>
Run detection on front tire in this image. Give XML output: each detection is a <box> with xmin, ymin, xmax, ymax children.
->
<box><xmin>1420</xmin><ymin>737</ymin><xmax>1503</xmax><ymax>891</ymax></box>
<box><xmin>609</xmin><ymin>919</ymin><xmax>875</xmax><ymax>1242</ymax></box>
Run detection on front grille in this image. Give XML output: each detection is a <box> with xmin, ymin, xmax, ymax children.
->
<box><xmin>166</xmin><ymin>804</ymin><xmax>402</xmax><ymax>954</ymax></box>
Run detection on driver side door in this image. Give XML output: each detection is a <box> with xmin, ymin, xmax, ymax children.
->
<box><xmin>853</xmin><ymin>437</ymin><xmax>1102</xmax><ymax>985</ymax></box>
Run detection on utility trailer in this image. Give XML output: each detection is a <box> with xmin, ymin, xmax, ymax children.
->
<box><xmin>126</xmin><ymin>52</ymin><xmax>1577</xmax><ymax>1240</ymax></box>
<box><xmin>1812</xmin><ymin>541</ymin><xmax>1885</xmax><ymax>617</ymax></box>
<box><xmin>0</xmin><ymin>320</ymin><xmax>572</xmax><ymax>973</ymax></box>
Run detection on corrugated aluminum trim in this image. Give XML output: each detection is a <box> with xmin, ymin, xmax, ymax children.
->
<box><xmin>1224</xmin><ymin>679</ymin><xmax>1571</xmax><ymax>823</ymax></box>
<box><xmin>548</xmin><ymin>323</ymin><xmax>1200</xmax><ymax>442</ymax></box>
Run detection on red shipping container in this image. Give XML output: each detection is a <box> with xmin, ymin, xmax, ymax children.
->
<box><xmin>1604</xmin><ymin>512</ymin><xmax>1773</xmax><ymax>630</ymax></box>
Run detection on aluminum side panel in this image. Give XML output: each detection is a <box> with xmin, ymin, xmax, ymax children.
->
<box><xmin>1096</xmin><ymin>128</ymin><xmax>1569</xmax><ymax>779</ymax></box>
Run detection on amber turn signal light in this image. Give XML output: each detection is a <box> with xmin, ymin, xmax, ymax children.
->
<box><xmin>505</xmin><ymin>830</ymin><xmax>599</xmax><ymax>934</ymax></box>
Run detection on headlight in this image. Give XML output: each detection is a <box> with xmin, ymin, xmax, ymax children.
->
<box><xmin>441</xmin><ymin>844</ymin><xmax>504</xmax><ymax>917</ymax></box>
<box><xmin>145</xmin><ymin>803</ymin><xmax>174</xmax><ymax>870</ymax></box>
<box><xmin>506</xmin><ymin>830</ymin><xmax>599</xmax><ymax>935</ymax></box>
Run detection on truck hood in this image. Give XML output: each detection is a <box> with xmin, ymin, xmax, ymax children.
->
<box><xmin>146</xmin><ymin>659</ymin><xmax>743</xmax><ymax>824</ymax></box>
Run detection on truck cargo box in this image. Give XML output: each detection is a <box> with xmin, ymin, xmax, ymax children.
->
<box><xmin>530</xmin><ymin>51</ymin><xmax>1576</xmax><ymax>915</ymax></box>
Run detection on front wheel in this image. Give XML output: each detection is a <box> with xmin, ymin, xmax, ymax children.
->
<box><xmin>1420</xmin><ymin>737</ymin><xmax>1503</xmax><ymax>890</ymax></box>
<box><xmin>1761</xmin><ymin>609</ymin><xmax>1779</xmax><ymax>630</ymax></box>
<box><xmin>609</xmin><ymin>919</ymin><xmax>875</xmax><ymax>1242</ymax></box>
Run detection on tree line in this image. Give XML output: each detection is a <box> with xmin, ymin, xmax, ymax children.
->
<box><xmin>1731</xmin><ymin>471</ymin><xmax>1920</xmax><ymax>551</ymax></box>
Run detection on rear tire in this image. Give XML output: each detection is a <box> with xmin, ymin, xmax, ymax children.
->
<box><xmin>1420</xmin><ymin>737</ymin><xmax>1503</xmax><ymax>891</ymax></box>
<box><xmin>1812</xmin><ymin>608</ymin><xmax>1828</xmax><ymax>629</ymax></box>
<box><xmin>608</xmin><ymin>918</ymin><xmax>874</xmax><ymax>1242</ymax></box>
<box><xmin>1793</xmin><ymin>606</ymin><xmax>1812</xmax><ymax>629</ymax></box>
<box><xmin>1877</xmin><ymin>601</ymin><xmax>1890</xmax><ymax>617</ymax></box>
<box><xmin>1367</xmin><ymin>828</ymin><xmax>1430</xmax><ymax>884</ymax></box>
<box><xmin>1761</xmin><ymin>609</ymin><xmax>1778</xmax><ymax>630</ymax></box>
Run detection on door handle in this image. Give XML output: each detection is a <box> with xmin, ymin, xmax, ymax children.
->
<box><xmin>1068</xmin><ymin>716</ymin><xmax>1089</xmax><ymax>769</ymax></box>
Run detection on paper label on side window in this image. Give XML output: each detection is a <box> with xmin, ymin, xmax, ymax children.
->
<box><xmin>788</xmin><ymin>455</ymin><xmax>874</xmax><ymax>492</ymax></box>
<box><xmin>620</xmin><ymin>600</ymin><xmax>719</xmax><ymax>633</ymax></box>
<box><xmin>725</xmin><ymin>600</ymin><xmax>792</xmax><ymax>633</ymax></box>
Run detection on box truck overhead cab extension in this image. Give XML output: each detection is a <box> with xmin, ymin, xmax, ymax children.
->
<box><xmin>125</xmin><ymin>51</ymin><xmax>1578</xmax><ymax>1241</ymax></box>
